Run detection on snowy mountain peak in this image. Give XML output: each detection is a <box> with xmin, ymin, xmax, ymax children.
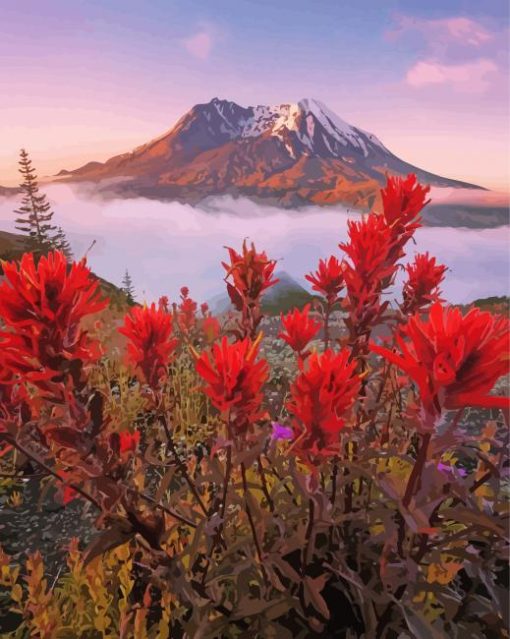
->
<box><xmin>196</xmin><ymin>97</ymin><xmax>388</xmax><ymax>159</ymax></box>
<box><xmin>296</xmin><ymin>98</ymin><xmax>388</xmax><ymax>155</ymax></box>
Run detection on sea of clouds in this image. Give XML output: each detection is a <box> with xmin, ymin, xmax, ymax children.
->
<box><xmin>0</xmin><ymin>184</ymin><xmax>508</xmax><ymax>306</ymax></box>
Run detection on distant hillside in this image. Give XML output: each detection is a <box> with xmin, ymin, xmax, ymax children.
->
<box><xmin>0</xmin><ymin>229</ymin><xmax>29</xmax><ymax>262</ymax></box>
<box><xmin>468</xmin><ymin>296</ymin><xmax>510</xmax><ymax>315</ymax></box>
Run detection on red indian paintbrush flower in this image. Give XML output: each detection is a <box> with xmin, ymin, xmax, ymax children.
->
<box><xmin>222</xmin><ymin>240</ymin><xmax>278</xmax><ymax>309</ymax></box>
<box><xmin>195</xmin><ymin>336</ymin><xmax>269</xmax><ymax>433</ymax></box>
<box><xmin>379</xmin><ymin>174</ymin><xmax>431</xmax><ymax>270</ymax></box>
<box><xmin>339</xmin><ymin>213</ymin><xmax>399</xmax><ymax>337</ymax></box>
<box><xmin>0</xmin><ymin>251</ymin><xmax>107</xmax><ymax>386</ymax></box>
<box><xmin>279</xmin><ymin>304</ymin><xmax>321</xmax><ymax>355</ymax></box>
<box><xmin>305</xmin><ymin>256</ymin><xmax>345</xmax><ymax>305</ymax></box>
<box><xmin>401</xmin><ymin>252</ymin><xmax>447</xmax><ymax>315</ymax></box>
<box><xmin>286</xmin><ymin>349</ymin><xmax>361</xmax><ymax>455</ymax></box>
<box><xmin>370</xmin><ymin>302</ymin><xmax>510</xmax><ymax>419</ymax></box>
<box><xmin>381</xmin><ymin>173</ymin><xmax>430</xmax><ymax>231</ymax></box>
<box><xmin>177</xmin><ymin>287</ymin><xmax>197</xmax><ymax>333</ymax></box>
<box><xmin>119</xmin><ymin>303</ymin><xmax>178</xmax><ymax>388</ymax></box>
<box><xmin>340</xmin><ymin>213</ymin><xmax>398</xmax><ymax>290</ymax></box>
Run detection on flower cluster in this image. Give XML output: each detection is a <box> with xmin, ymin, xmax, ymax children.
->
<box><xmin>279</xmin><ymin>304</ymin><xmax>321</xmax><ymax>356</ymax></box>
<box><xmin>340</xmin><ymin>175</ymin><xmax>431</xmax><ymax>347</ymax></box>
<box><xmin>370</xmin><ymin>302</ymin><xmax>510</xmax><ymax>420</ymax></box>
<box><xmin>381</xmin><ymin>173</ymin><xmax>430</xmax><ymax>234</ymax></box>
<box><xmin>176</xmin><ymin>286</ymin><xmax>197</xmax><ymax>334</ymax></box>
<box><xmin>286</xmin><ymin>349</ymin><xmax>361</xmax><ymax>456</ymax></box>
<box><xmin>222</xmin><ymin>240</ymin><xmax>278</xmax><ymax>309</ymax></box>
<box><xmin>119</xmin><ymin>303</ymin><xmax>178</xmax><ymax>388</ymax></box>
<box><xmin>0</xmin><ymin>250</ymin><xmax>107</xmax><ymax>389</ymax></box>
<box><xmin>195</xmin><ymin>336</ymin><xmax>269</xmax><ymax>434</ymax></box>
<box><xmin>340</xmin><ymin>214</ymin><xmax>397</xmax><ymax>338</ymax></box>
<box><xmin>401</xmin><ymin>252</ymin><xmax>447</xmax><ymax>314</ymax></box>
<box><xmin>305</xmin><ymin>256</ymin><xmax>344</xmax><ymax>306</ymax></box>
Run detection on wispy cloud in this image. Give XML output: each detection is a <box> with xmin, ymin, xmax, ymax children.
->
<box><xmin>182</xmin><ymin>30</ymin><xmax>213</xmax><ymax>60</ymax></box>
<box><xmin>387</xmin><ymin>15</ymin><xmax>494</xmax><ymax>49</ymax></box>
<box><xmin>406</xmin><ymin>58</ymin><xmax>498</xmax><ymax>93</ymax></box>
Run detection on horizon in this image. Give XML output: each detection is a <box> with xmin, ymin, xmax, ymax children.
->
<box><xmin>1</xmin><ymin>1</ymin><xmax>509</xmax><ymax>191</ymax></box>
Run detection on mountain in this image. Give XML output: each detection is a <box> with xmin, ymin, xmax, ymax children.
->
<box><xmin>210</xmin><ymin>271</ymin><xmax>316</xmax><ymax>315</ymax></box>
<box><xmin>0</xmin><ymin>185</ymin><xmax>21</xmax><ymax>198</ymax></box>
<box><xmin>56</xmin><ymin>98</ymin><xmax>483</xmax><ymax>210</ymax></box>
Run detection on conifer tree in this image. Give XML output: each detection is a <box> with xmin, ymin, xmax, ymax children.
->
<box><xmin>54</xmin><ymin>226</ymin><xmax>73</xmax><ymax>260</ymax></box>
<box><xmin>14</xmin><ymin>149</ymin><xmax>57</xmax><ymax>255</ymax></box>
<box><xmin>122</xmin><ymin>269</ymin><xmax>135</xmax><ymax>304</ymax></box>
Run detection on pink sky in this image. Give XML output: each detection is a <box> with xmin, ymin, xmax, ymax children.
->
<box><xmin>0</xmin><ymin>4</ymin><xmax>508</xmax><ymax>191</ymax></box>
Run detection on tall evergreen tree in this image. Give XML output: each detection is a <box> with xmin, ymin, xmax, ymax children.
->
<box><xmin>14</xmin><ymin>149</ymin><xmax>58</xmax><ymax>255</ymax></box>
<box><xmin>121</xmin><ymin>269</ymin><xmax>135</xmax><ymax>304</ymax></box>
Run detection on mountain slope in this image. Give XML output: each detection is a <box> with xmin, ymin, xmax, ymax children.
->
<box><xmin>57</xmin><ymin>97</ymin><xmax>483</xmax><ymax>209</ymax></box>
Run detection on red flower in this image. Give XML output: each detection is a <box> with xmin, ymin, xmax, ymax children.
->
<box><xmin>158</xmin><ymin>295</ymin><xmax>169</xmax><ymax>313</ymax></box>
<box><xmin>339</xmin><ymin>213</ymin><xmax>398</xmax><ymax>334</ymax></box>
<box><xmin>119</xmin><ymin>303</ymin><xmax>178</xmax><ymax>388</ymax></box>
<box><xmin>195</xmin><ymin>336</ymin><xmax>269</xmax><ymax>433</ymax></box>
<box><xmin>401</xmin><ymin>252</ymin><xmax>447</xmax><ymax>314</ymax></box>
<box><xmin>201</xmin><ymin>315</ymin><xmax>221</xmax><ymax>343</ymax></box>
<box><xmin>381</xmin><ymin>174</ymin><xmax>430</xmax><ymax>231</ymax></box>
<box><xmin>370</xmin><ymin>302</ymin><xmax>510</xmax><ymax>419</ymax></box>
<box><xmin>340</xmin><ymin>214</ymin><xmax>397</xmax><ymax>289</ymax></box>
<box><xmin>0</xmin><ymin>251</ymin><xmax>107</xmax><ymax>387</ymax></box>
<box><xmin>119</xmin><ymin>430</ymin><xmax>141</xmax><ymax>454</ymax></box>
<box><xmin>279</xmin><ymin>304</ymin><xmax>321</xmax><ymax>354</ymax></box>
<box><xmin>177</xmin><ymin>287</ymin><xmax>197</xmax><ymax>333</ymax></box>
<box><xmin>200</xmin><ymin>302</ymin><xmax>209</xmax><ymax>316</ymax></box>
<box><xmin>305</xmin><ymin>256</ymin><xmax>345</xmax><ymax>305</ymax></box>
<box><xmin>222</xmin><ymin>240</ymin><xmax>278</xmax><ymax>309</ymax></box>
<box><xmin>286</xmin><ymin>349</ymin><xmax>361</xmax><ymax>455</ymax></box>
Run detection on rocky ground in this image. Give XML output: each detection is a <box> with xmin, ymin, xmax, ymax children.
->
<box><xmin>0</xmin><ymin>475</ymin><xmax>97</xmax><ymax>579</ymax></box>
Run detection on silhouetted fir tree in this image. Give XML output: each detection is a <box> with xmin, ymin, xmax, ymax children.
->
<box><xmin>14</xmin><ymin>149</ymin><xmax>57</xmax><ymax>255</ymax></box>
<box><xmin>54</xmin><ymin>226</ymin><xmax>73</xmax><ymax>261</ymax></box>
<box><xmin>121</xmin><ymin>269</ymin><xmax>136</xmax><ymax>304</ymax></box>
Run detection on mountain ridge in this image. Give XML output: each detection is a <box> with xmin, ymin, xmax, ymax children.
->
<box><xmin>56</xmin><ymin>97</ymin><xmax>483</xmax><ymax>210</ymax></box>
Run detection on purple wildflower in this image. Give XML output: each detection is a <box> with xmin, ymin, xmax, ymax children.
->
<box><xmin>271</xmin><ymin>422</ymin><xmax>294</xmax><ymax>441</ymax></box>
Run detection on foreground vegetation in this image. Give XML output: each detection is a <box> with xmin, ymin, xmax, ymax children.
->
<box><xmin>0</xmin><ymin>175</ymin><xmax>508</xmax><ymax>638</ymax></box>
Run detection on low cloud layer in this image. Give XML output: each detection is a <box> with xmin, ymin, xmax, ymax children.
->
<box><xmin>0</xmin><ymin>185</ymin><xmax>508</xmax><ymax>306</ymax></box>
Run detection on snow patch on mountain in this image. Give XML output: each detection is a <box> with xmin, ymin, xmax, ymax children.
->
<box><xmin>204</xmin><ymin>97</ymin><xmax>389</xmax><ymax>158</ymax></box>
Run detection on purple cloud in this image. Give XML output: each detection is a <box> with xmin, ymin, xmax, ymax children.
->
<box><xmin>388</xmin><ymin>15</ymin><xmax>494</xmax><ymax>48</ymax></box>
<box><xmin>183</xmin><ymin>30</ymin><xmax>213</xmax><ymax>60</ymax></box>
<box><xmin>387</xmin><ymin>13</ymin><xmax>506</xmax><ymax>96</ymax></box>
